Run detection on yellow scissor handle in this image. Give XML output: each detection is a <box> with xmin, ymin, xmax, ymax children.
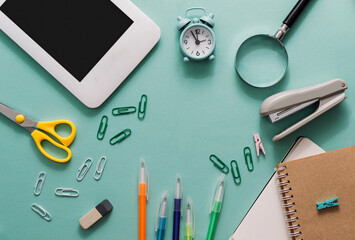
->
<box><xmin>36</xmin><ymin>120</ymin><xmax>76</xmax><ymax>146</ymax></box>
<box><xmin>31</xmin><ymin>130</ymin><xmax>72</xmax><ymax>163</ymax></box>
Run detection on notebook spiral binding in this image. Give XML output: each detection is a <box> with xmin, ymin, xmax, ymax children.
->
<box><xmin>276</xmin><ymin>166</ymin><xmax>303</xmax><ymax>239</ymax></box>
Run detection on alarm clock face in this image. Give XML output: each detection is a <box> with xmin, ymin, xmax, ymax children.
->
<box><xmin>181</xmin><ymin>25</ymin><xmax>215</xmax><ymax>60</ymax></box>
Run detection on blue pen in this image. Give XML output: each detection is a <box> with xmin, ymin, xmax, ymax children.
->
<box><xmin>156</xmin><ymin>191</ymin><xmax>169</xmax><ymax>240</ymax></box>
<box><xmin>173</xmin><ymin>174</ymin><xmax>184</xmax><ymax>240</ymax></box>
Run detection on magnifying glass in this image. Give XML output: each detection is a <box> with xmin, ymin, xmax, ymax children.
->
<box><xmin>235</xmin><ymin>0</ymin><xmax>312</xmax><ymax>88</ymax></box>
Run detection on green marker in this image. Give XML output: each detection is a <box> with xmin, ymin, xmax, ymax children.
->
<box><xmin>206</xmin><ymin>174</ymin><xmax>226</xmax><ymax>240</ymax></box>
<box><xmin>184</xmin><ymin>197</ymin><xmax>195</xmax><ymax>240</ymax></box>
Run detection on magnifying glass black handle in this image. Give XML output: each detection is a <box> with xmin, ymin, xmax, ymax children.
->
<box><xmin>283</xmin><ymin>0</ymin><xmax>311</xmax><ymax>28</ymax></box>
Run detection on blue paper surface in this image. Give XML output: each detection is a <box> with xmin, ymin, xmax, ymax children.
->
<box><xmin>0</xmin><ymin>0</ymin><xmax>354</xmax><ymax>239</ymax></box>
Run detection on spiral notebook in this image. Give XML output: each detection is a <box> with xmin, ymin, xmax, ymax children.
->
<box><xmin>275</xmin><ymin>145</ymin><xmax>355</xmax><ymax>239</ymax></box>
<box><xmin>230</xmin><ymin>137</ymin><xmax>326</xmax><ymax>240</ymax></box>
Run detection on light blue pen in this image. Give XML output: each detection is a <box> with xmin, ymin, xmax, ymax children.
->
<box><xmin>155</xmin><ymin>191</ymin><xmax>169</xmax><ymax>240</ymax></box>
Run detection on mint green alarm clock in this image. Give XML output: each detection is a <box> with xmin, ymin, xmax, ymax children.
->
<box><xmin>177</xmin><ymin>7</ymin><xmax>215</xmax><ymax>62</ymax></box>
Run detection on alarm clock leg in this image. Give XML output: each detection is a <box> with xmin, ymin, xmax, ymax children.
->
<box><xmin>208</xmin><ymin>55</ymin><xmax>215</xmax><ymax>61</ymax></box>
<box><xmin>183</xmin><ymin>57</ymin><xmax>190</xmax><ymax>62</ymax></box>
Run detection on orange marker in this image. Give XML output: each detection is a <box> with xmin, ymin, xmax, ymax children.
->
<box><xmin>139</xmin><ymin>158</ymin><xmax>149</xmax><ymax>240</ymax></box>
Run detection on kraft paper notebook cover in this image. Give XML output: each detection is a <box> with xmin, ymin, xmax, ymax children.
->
<box><xmin>230</xmin><ymin>137</ymin><xmax>325</xmax><ymax>240</ymax></box>
<box><xmin>276</xmin><ymin>145</ymin><xmax>355</xmax><ymax>239</ymax></box>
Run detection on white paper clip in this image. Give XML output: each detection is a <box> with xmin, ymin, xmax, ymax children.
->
<box><xmin>254</xmin><ymin>133</ymin><xmax>266</xmax><ymax>156</ymax></box>
<box><xmin>94</xmin><ymin>156</ymin><xmax>107</xmax><ymax>180</ymax></box>
<box><xmin>55</xmin><ymin>188</ymin><xmax>79</xmax><ymax>197</ymax></box>
<box><xmin>34</xmin><ymin>171</ymin><xmax>46</xmax><ymax>196</ymax></box>
<box><xmin>77</xmin><ymin>158</ymin><xmax>93</xmax><ymax>181</ymax></box>
<box><xmin>31</xmin><ymin>203</ymin><xmax>52</xmax><ymax>221</ymax></box>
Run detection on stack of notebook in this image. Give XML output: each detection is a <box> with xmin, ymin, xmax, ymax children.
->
<box><xmin>230</xmin><ymin>137</ymin><xmax>354</xmax><ymax>240</ymax></box>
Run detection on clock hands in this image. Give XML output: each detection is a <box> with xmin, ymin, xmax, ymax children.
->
<box><xmin>191</xmin><ymin>30</ymin><xmax>204</xmax><ymax>45</ymax></box>
<box><xmin>191</xmin><ymin>31</ymin><xmax>197</xmax><ymax>41</ymax></box>
<box><xmin>190</xmin><ymin>29</ymin><xmax>209</xmax><ymax>46</ymax></box>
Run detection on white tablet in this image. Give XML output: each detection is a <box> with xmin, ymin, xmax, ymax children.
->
<box><xmin>0</xmin><ymin>0</ymin><xmax>160</xmax><ymax>108</ymax></box>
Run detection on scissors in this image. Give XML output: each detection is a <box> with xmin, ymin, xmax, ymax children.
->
<box><xmin>0</xmin><ymin>102</ymin><xmax>76</xmax><ymax>163</ymax></box>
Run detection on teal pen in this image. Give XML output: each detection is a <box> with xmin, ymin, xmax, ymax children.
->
<box><xmin>156</xmin><ymin>191</ymin><xmax>169</xmax><ymax>240</ymax></box>
<box><xmin>206</xmin><ymin>174</ymin><xmax>226</xmax><ymax>240</ymax></box>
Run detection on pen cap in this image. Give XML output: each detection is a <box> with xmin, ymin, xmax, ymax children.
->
<box><xmin>139</xmin><ymin>158</ymin><xmax>149</xmax><ymax>200</ymax></box>
<box><xmin>185</xmin><ymin>196</ymin><xmax>195</xmax><ymax>238</ymax></box>
<box><xmin>174</xmin><ymin>174</ymin><xmax>184</xmax><ymax>216</ymax></box>
<box><xmin>209</xmin><ymin>174</ymin><xmax>226</xmax><ymax>213</ymax></box>
<box><xmin>155</xmin><ymin>190</ymin><xmax>169</xmax><ymax>231</ymax></box>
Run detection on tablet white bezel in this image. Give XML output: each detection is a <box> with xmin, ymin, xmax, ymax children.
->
<box><xmin>0</xmin><ymin>0</ymin><xmax>160</xmax><ymax>108</ymax></box>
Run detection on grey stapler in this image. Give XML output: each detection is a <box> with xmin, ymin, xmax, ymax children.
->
<box><xmin>260</xmin><ymin>79</ymin><xmax>348</xmax><ymax>141</ymax></box>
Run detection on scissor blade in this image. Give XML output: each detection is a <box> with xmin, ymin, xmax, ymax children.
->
<box><xmin>0</xmin><ymin>102</ymin><xmax>37</xmax><ymax>130</ymax></box>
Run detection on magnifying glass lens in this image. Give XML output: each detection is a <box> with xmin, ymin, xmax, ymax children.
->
<box><xmin>235</xmin><ymin>35</ymin><xmax>288</xmax><ymax>88</ymax></box>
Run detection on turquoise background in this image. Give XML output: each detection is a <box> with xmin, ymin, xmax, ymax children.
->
<box><xmin>0</xmin><ymin>0</ymin><xmax>354</xmax><ymax>239</ymax></box>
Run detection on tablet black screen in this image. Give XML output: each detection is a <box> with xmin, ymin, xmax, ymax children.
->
<box><xmin>0</xmin><ymin>0</ymin><xmax>133</xmax><ymax>81</ymax></box>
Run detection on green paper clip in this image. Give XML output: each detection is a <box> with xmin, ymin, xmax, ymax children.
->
<box><xmin>244</xmin><ymin>147</ymin><xmax>254</xmax><ymax>171</ymax></box>
<box><xmin>97</xmin><ymin>115</ymin><xmax>108</xmax><ymax>140</ymax></box>
<box><xmin>138</xmin><ymin>94</ymin><xmax>147</xmax><ymax>120</ymax></box>
<box><xmin>209</xmin><ymin>154</ymin><xmax>229</xmax><ymax>174</ymax></box>
<box><xmin>230</xmin><ymin>160</ymin><xmax>241</xmax><ymax>185</ymax></box>
<box><xmin>109</xmin><ymin>129</ymin><xmax>132</xmax><ymax>145</ymax></box>
<box><xmin>112</xmin><ymin>106</ymin><xmax>136</xmax><ymax>116</ymax></box>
